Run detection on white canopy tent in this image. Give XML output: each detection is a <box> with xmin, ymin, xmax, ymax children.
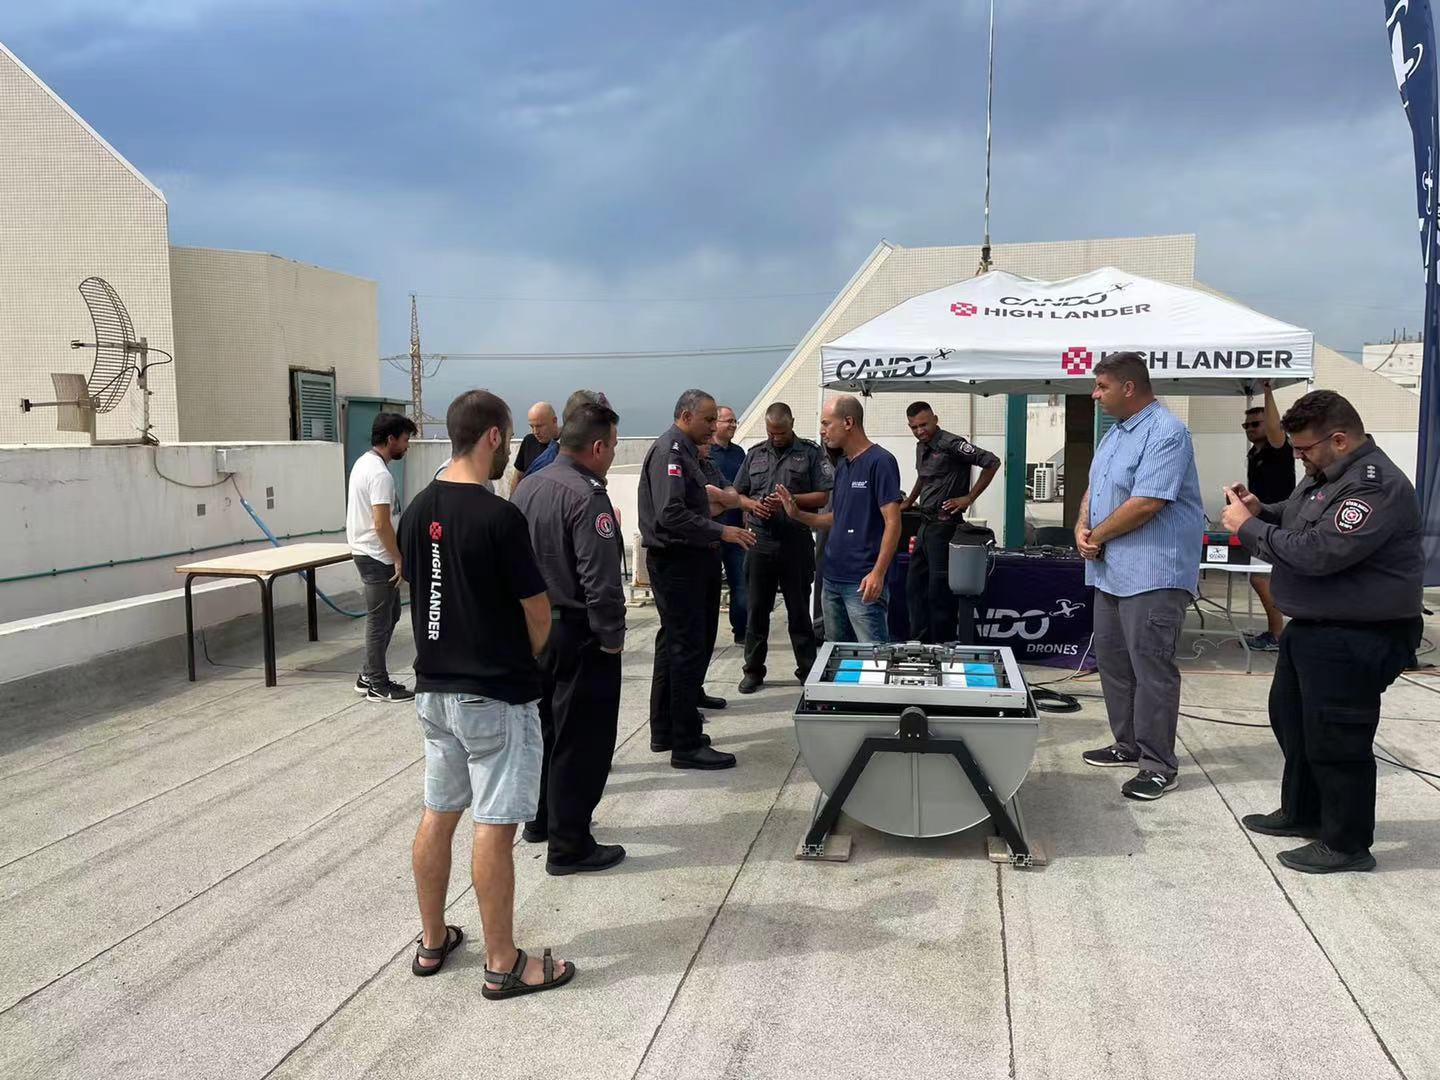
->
<box><xmin>820</xmin><ymin>267</ymin><xmax>1313</xmax><ymax>397</ymax></box>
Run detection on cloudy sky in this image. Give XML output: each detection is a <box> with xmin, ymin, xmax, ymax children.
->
<box><xmin>5</xmin><ymin>0</ymin><xmax>1425</xmax><ymax>434</ymax></box>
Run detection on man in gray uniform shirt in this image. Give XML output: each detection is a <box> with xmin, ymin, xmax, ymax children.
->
<box><xmin>511</xmin><ymin>401</ymin><xmax>628</xmax><ymax>875</ymax></box>
<box><xmin>1223</xmin><ymin>389</ymin><xmax>1423</xmax><ymax>874</ymax></box>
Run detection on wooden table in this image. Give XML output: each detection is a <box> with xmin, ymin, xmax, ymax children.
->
<box><xmin>176</xmin><ymin>542</ymin><xmax>355</xmax><ymax>686</ymax></box>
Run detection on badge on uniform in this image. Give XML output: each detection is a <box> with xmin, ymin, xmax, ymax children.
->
<box><xmin>595</xmin><ymin>512</ymin><xmax>615</xmax><ymax>539</ymax></box>
<box><xmin>1334</xmin><ymin>498</ymin><xmax>1372</xmax><ymax>533</ymax></box>
<box><xmin>1365</xmin><ymin>464</ymin><xmax>1378</xmax><ymax>481</ymax></box>
<box><xmin>667</xmin><ymin>463</ymin><xmax>683</xmax><ymax>477</ymax></box>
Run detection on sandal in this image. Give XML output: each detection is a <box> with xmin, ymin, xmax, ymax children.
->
<box><xmin>481</xmin><ymin>947</ymin><xmax>576</xmax><ymax>1000</ymax></box>
<box><xmin>412</xmin><ymin>924</ymin><xmax>464</xmax><ymax>976</ymax></box>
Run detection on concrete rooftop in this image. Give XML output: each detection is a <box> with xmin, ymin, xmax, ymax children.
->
<box><xmin>1</xmin><ymin>592</ymin><xmax>1439</xmax><ymax>1080</ymax></box>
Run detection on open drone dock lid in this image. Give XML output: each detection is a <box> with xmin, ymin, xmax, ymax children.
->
<box><xmin>820</xmin><ymin>267</ymin><xmax>1314</xmax><ymax>397</ymax></box>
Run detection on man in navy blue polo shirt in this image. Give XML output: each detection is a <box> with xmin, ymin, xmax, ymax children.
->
<box><xmin>777</xmin><ymin>395</ymin><xmax>901</xmax><ymax>643</ymax></box>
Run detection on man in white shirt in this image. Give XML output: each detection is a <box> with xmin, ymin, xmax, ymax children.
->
<box><xmin>348</xmin><ymin>411</ymin><xmax>418</xmax><ymax>701</ymax></box>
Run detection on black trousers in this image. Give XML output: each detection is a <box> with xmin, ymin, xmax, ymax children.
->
<box><xmin>647</xmin><ymin>547</ymin><xmax>718</xmax><ymax>751</ymax></box>
<box><xmin>531</xmin><ymin>614</ymin><xmax>622</xmax><ymax>862</ymax></box>
<box><xmin>702</xmin><ymin>550</ymin><xmax>722</xmax><ymax>684</ymax></box>
<box><xmin>906</xmin><ymin>521</ymin><xmax>978</xmax><ymax>644</ymax></box>
<box><xmin>1269</xmin><ymin>618</ymin><xmax>1419</xmax><ymax>853</ymax></box>
<box><xmin>743</xmin><ymin>539</ymin><xmax>818</xmax><ymax>680</ymax></box>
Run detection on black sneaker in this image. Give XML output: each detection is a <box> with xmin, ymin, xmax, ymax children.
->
<box><xmin>1277</xmin><ymin>841</ymin><xmax>1376</xmax><ymax>874</ymax></box>
<box><xmin>795</xmin><ymin>667</ymin><xmax>811</xmax><ymax>682</ymax></box>
<box><xmin>354</xmin><ymin>674</ymin><xmax>371</xmax><ymax>695</ymax></box>
<box><xmin>698</xmin><ymin>691</ymin><xmax>727</xmax><ymax>710</ymax></box>
<box><xmin>1122</xmin><ymin>770</ymin><xmax>1178</xmax><ymax>801</ymax></box>
<box><xmin>732</xmin><ymin>633</ymin><xmax>746</xmax><ymax>646</ymax></box>
<box><xmin>1242</xmin><ymin>809</ymin><xmax>1321</xmax><ymax>838</ymax></box>
<box><xmin>546</xmin><ymin>843</ymin><xmax>626</xmax><ymax>876</ymax></box>
<box><xmin>367</xmin><ymin>680</ymin><xmax>415</xmax><ymax>703</ymax></box>
<box><xmin>521</xmin><ymin>823</ymin><xmax>548</xmax><ymax>844</ymax></box>
<box><xmin>671</xmin><ymin>745</ymin><xmax>737</xmax><ymax>770</ymax></box>
<box><xmin>738</xmin><ymin>674</ymin><xmax>763</xmax><ymax>694</ymax></box>
<box><xmin>1082</xmin><ymin>745</ymin><xmax>1140</xmax><ymax>768</ymax></box>
<box><xmin>651</xmin><ymin>732</ymin><xmax>712</xmax><ymax>753</ymax></box>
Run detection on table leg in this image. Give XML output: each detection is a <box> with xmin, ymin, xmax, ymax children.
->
<box><xmin>185</xmin><ymin>573</ymin><xmax>197</xmax><ymax>681</ymax></box>
<box><xmin>258</xmin><ymin>576</ymin><xmax>278</xmax><ymax>687</ymax></box>
<box><xmin>306</xmin><ymin>570</ymin><xmax>318</xmax><ymax>642</ymax></box>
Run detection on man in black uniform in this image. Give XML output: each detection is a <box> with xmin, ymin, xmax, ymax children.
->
<box><xmin>1222</xmin><ymin>390</ymin><xmax>1423</xmax><ymax>874</ymax></box>
<box><xmin>511</xmin><ymin>401</ymin><xmax>628</xmax><ymax>875</ymax></box>
<box><xmin>1240</xmin><ymin>381</ymin><xmax>1296</xmax><ymax>651</ymax></box>
<box><xmin>732</xmin><ymin>403</ymin><xmax>833</xmax><ymax>692</ymax></box>
<box><xmin>899</xmin><ymin>402</ymin><xmax>1001</xmax><ymax>643</ymax></box>
<box><xmin>640</xmin><ymin>389</ymin><xmax>757</xmax><ymax>770</ymax></box>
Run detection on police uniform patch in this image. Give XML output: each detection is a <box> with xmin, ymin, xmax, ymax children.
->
<box><xmin>1334</xmin><ymin>498</ymin><xmax>1372</xmax><ymax>533</ymax></box>
<box><xmin>595</xmin><ymin>512</ymin><xmax>615</xmax><ymax>539</ymax></box>
<box><xmin>667</xmin><ymin>463</ymin><xmax>682</xmax><ymax>477</ymax></box>
<box><xmin>1365</xmin><ymin>464</ymin><xmax>1378</xmax><ymax>481</ymax></box>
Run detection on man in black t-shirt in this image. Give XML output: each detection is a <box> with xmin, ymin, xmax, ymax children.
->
<box><xmin>1242</xmin><ymin>381</ymin><xmax>1297</xmax><ymax>651</ymax></box>
<box><xmin>505</xmin><ymin>401</ymin><xmax>559</xmax><ymax>493</ymax></box>
<box><xmin>397</xmin><ymin>389</ymin><xmax>574</xmax><ymax>999</ymax></box>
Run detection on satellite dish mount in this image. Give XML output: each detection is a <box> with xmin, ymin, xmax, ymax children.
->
<box><xmin>19</xmin><ymin>276</ymin><xmax>171</xmax><ymax>445</ymax></box>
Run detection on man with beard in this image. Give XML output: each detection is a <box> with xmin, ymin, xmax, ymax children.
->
<box><xmin>399</xmin><ymin>389</ymin><xmax>575</xmax><ymax>998</ymax></box>
<box><xmin>1222</xmin><ymin>390</ymin><xmax>1423</xmax><ymax>873</ymax></box>
<box><xmin>347</xmin><ymin>410</ymin><xmax>418</xmax><ymax>702</ymax></box>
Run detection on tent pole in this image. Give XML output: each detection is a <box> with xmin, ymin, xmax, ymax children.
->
<box><xmin>977</xmin><ymin>0</ymin><xmax>996</xmax><ymax>275</ymax></box>
<box><xmin>1004</xmin><ymin>395</ymin><xmax>1026</xmax><ymax>547</ymax></box>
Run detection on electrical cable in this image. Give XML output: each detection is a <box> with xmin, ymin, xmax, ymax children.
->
<box><xmin>150</xmin><ymin>448</ymin><xmax>234</xmax><ymax>489</ymax></box>
<box><xmin>228</xmin><ymin>476</ymin><xmax>373</xmax><ymax>619</ymax></box>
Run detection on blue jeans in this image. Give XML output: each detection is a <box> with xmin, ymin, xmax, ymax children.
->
<box><xmin>822</xmin><ymin>580</ymin><xmax>890</xmax><ymax>643</ymax></box>
<box><xmin>720</xmin><ymin>543</ymin><xmax>748</xmax><ymax>640</ymax></box>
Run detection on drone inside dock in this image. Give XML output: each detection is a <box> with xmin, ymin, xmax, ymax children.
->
<box><xmin>794</xmin><ymin>641</ymin><xmax>1044</xmax><ymax>866</ymax></box>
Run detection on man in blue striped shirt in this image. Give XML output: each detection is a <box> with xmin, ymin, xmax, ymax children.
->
<box><xmin>1075</xmin><ymin>352</ymin><xmax>1204</xmax><ymax>801</ymax></box>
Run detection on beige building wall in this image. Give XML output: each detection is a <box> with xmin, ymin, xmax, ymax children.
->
<box><xmin>0</xmin><ymin>43</ymin><xmax>178</xmax><ymax>445</ymax></box>
<box><xmin>169</xmin><ymin>247</ymin><xmax>379</xmax><ymax>442</ymax></box>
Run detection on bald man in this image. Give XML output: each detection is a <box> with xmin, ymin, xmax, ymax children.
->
<box><xmin>508</xmin><ymin>402</ymin><xmax>559</xmax><ymax>491</ymax></box>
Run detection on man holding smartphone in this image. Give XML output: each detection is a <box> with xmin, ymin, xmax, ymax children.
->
<box><xmin>732</xmin><ymin>402</ymin><xmax>832</xmax><ymax>692</ymax></box>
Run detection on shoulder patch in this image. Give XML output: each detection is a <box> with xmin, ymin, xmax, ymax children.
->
<box><xmin>1334</xmin><ymin>497</ymin><xmax>1372</xmax><ymax>534</ymax></box>
<box><xmin>595</xmin><ymin>512</ymin><xmax>615</xmax><ymax>539</ymax></box>
<box><xmin>667</xmin><ymin>463</ymin><xmax>683</xmax><ymax>477</ymax></box>
<box><xmin>671</xmin><ymin>441</ymin><xmax>680</xmax><ymax>451</ymax></box>
<box><xmin>1365</xmin><ymin>463</ymin><xmax>1378</xmax><ymax>482</ymax></box>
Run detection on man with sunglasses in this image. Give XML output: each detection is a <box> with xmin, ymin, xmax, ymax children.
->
<box><xmin>1221</xmin><ymin>390</ymin><xmax>1423</xmax><ymax>874</ymax></box>
<box><xmin>1240</xmin><ymin>381</ymin><xmax>1296</xmax><ymax>650</ymax></box>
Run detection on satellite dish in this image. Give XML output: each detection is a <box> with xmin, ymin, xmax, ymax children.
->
<box><xmin>19</xmin><ymin>276</ymin><xmax>171</xmax><ymax>444</ymax></box>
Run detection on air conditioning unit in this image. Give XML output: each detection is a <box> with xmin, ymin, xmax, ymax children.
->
<box><xmin>1031</xmin><ymin>463</ymin><xmax>1056</xmax><ymax>502</ymax></box>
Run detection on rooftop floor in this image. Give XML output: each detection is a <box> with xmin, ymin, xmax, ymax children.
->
<box><xmin>1</xmin><ymin>593</ymin><xmax>1438</xmax><ymax>1080</ymax></box>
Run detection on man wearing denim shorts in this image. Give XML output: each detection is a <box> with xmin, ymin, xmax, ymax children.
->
<box><xmin>397</xmin><ymin>388</ymin><xmax>574</xmax><ymax>998</ymax></box>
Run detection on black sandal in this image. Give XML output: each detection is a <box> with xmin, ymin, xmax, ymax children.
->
<box><xmin>412</xmin><ymin>925</ymin><xmax>464</xmax><ymax>976</ymax></box>
<box><xmin>481</xmin><ymin>947</ymin><xmax>576</xmax><ymax>1000</ymax></box>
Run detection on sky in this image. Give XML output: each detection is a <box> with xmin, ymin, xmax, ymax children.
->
<box><xmin>4</xmin><ymin>0</ymin><xmax>1426</xmax><ymax>435</ymax></box>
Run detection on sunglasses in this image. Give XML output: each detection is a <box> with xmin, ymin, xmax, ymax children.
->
<box><xmin>1241</xmin><ymin>421</ymin><xmax>1263</xmax><ymax>430</ymax></box>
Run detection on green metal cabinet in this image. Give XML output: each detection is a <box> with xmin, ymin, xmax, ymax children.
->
<box><xmin>343</xmin><ymin>396</ymin><xmax>412</xmax><ymax>510</ymax></box>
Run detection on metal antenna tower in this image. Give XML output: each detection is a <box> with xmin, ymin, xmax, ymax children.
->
<box><xmin>409</xmin><ymin>292</ymin><xmax>424</xmax><ymax>424</ymax></box>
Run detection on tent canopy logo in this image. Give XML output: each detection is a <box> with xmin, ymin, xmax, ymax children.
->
<box><xmin>1061</xmin><ymin>347</ymin><xmax>1094</xmax><ymax>375</ymax></box>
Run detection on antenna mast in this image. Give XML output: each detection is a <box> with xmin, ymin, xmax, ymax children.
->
<box><xmin>409</xmin><ymin>293</ymin><xmax>424</xmax><ymax>426</ymax></box>
<box><xmin>977</xmin><ymin>0</ymin><xmax>996</xmax><ymax>275</ymax></box>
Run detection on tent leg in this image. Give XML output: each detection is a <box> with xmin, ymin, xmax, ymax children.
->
<box><xmin>1004</xmin><ymin>394</ymin><xmax>1028</xmax><ymax>548</ymax></box>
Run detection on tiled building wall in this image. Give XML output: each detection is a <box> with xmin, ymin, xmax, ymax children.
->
<box><xmin>170</xmin><ymin>247</ymin><xmax>379</xmax><ymax>442</ymax></box>
<box><xmin>0</xmin><ymin>46</ymin><xmax>177</xmax><ymax>445</ymax></box>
